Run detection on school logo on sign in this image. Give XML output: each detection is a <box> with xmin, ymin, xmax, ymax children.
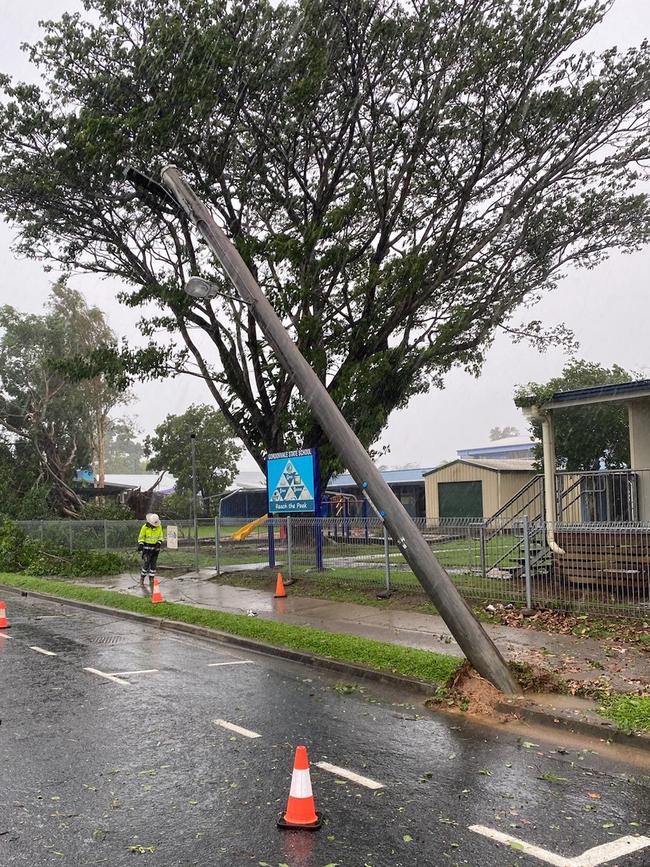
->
<box><xmin>267</xmin><ymin>450</ymin><xmax>317</xmax><ymax>513</ymax></box>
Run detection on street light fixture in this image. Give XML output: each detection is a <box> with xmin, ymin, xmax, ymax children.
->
<box><xmin>183</xmin><ymin>276</ymin><xmax>250</xmax><ymax>305</ymax></box>
<box><xmin>184</xmin><ymin>276</ymin><xmax>220</xmax><ymax>300</ymax></box>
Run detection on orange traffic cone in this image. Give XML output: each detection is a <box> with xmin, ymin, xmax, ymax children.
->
<box><xmin>150</xmin><ymin>579</ymin><xmax>164</xmax><ymax>604</ymax></box>
<box><xmin>277</xmin><ymin>745</ymin><xmax>321</xmax><ymax>830</ymax></box>
<box><xmin>274</xmin><ymin>572</ymin><xmax>287</xmax><ymax>599</ymax></box>
<box><xmin>0</xmin><ymin>601</ymin><xmax>9</xmax><ymax>629</ymax></box>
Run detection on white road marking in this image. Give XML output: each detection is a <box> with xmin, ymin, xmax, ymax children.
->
<box><xmin>207</xmin><ymin>660</ymin><xmax>254</xmax><ymax>667</ymax></box>
<box><xmin>107</xmin><ymin>669</ymin><xmax>159</xmax><ymax>676</ymax></box>
<box><xmin>83</xmin><ymin>667</ymin><xmax>130</xmax><ymax>686</ymax></box>
<box><xmin>213</xmin><ymin>719</ymin><xmax>261</xmax><ymax>739</ymax></box>
<box><xmin>313</xmin><ymin>761</ymin><xmax>384</xmax><ymax>790</ymax></box>
<box><xmin>29</xmin><ymin>646</ymin><xmax>57</xmax><ymax>656</ymax></box>
<box><xmin>573</xmin><ymin>837</ymin><xmax>650</xmax><ymax>867</ymax></box>
<box><xmin>470</xmin><ymin>825</ymin><xmax>650</xmax><ymax>867</ymax></box>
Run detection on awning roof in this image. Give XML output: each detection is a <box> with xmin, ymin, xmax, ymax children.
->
<box><xmin>423</xmin><ymin>458</ymin><xmax>535</xmax><ymax>476</ymax></box>
<box><xmin>542</xmin><ymin>379</ymin><xmax>650</xmax><ymax>410</ymax></box>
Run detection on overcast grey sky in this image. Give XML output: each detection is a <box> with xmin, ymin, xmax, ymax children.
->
<box><xmin>1</xmin><ymin>0</ymin><xmax>649</xmax><ymax>472</ymax></box>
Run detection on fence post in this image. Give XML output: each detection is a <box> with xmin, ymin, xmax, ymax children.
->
<box><xmin>315</xmin><ymin>512</ymin><xmax>324</xmax><ymax>571</ymax></box>
<box><xmin>268</xmin><ymin>515</ymin><xmax>276</xmax><ymax>568</ymax></box>
<box><xmin>287</xmin><ymin>514</ymin><xmax>293</xmax><ymax>581</ymax></box>
<box><xmin>383</xmin><ymin>524</ymin><xmax>391</xmax><ymax>595</ymax></box>
<box><xmin>68</xmin><ymin>522</ymin><xmax>73</xmax><ymax>553</ymax></box>
<box><xmin>104</xmin><ymin>520</ymin><xmax>108</xmax><ymax>552</ymax></box>
<box><xmin>523</xmin><ymin>515</ymin><xmax>533</xmax><ymax>610</ymax></box>
<box><xmin>40</xmin><ymin>521</ymin><xmax>44</xmax><ymax>543</ymax></box>
<box><xmin>479</xmin><ymin>525</ymin><xmax>486</xmax><ymax>579</ymax></box>
<box><xmin>215</xmin><ymin>515</ymin><xmax>220</xmax><ymax>576</ymax></box>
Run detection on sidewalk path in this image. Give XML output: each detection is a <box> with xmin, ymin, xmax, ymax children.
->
<box><xmin>79</xmin><ymin>572</ymin><xmax>649</xmax><ymax>695</ymax></box>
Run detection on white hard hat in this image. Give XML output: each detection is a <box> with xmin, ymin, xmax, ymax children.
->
<box><xmin>146</xmin><ymin>513</ymin><xmax>161</xmax><ymax>527</ymax></box>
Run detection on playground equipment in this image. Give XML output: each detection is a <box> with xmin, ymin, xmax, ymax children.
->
<box><xmin>231</xmin><ymin>515</ymin><xmax>267</xmax><ymax>541</ymax></box>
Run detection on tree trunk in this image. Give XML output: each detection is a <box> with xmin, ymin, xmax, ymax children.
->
<box><xmin>96</xmin><ymin>413</ymin><xmax>106</xmax><ymax>490</ymax></box>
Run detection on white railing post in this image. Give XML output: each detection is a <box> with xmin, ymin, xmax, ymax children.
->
<box><xmin>383</xmin><ymin>524</ymin><xmax>391</xmax><ymax>595</ymax></box>
<box><xmin>523</xmin><ymin>516</ymin><xmax>533</xmax><ymax>610</ymax></box>
<box><xmin>287</xmin><ymin>515</ymin><xmax>293</xmax><ymax>581</ymax></box>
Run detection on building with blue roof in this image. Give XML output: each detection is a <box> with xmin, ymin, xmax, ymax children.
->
<box><xmin>326</xmin><ymin>467</ymin><xmax>435</xmax><ymax>518</ymax></box>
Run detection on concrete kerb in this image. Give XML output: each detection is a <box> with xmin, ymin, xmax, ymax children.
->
<box><xmin>4</xmin><ymin>582</ymin><xmax>648</xmax><ymax>751</ymax></box>
<box><xmin>495</xmin><ymin>698</ymin><xmax>650</xmax><ymax>753</ymax></box>
<box><xmin>0</xmin><ymin>583</ymin><xmax>437</xmax><ymax>696</ymax></box>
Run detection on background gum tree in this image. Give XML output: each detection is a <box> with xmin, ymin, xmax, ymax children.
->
<box><xmin>0</xmin><ymin>283</ymin><xmax>126</xmax><ymax>516</ymax></box>
<box><xmin>1</xmin><ymin>0</ymin><xmax>649</xmax><ymax>486</ymax></box>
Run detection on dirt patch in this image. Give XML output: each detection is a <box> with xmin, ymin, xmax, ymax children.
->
<box><xmin>453</xmin><ymin>666</ymin><xmax>506</xmax><ymax>716</ymax></box>
<box><xmin>426</xmin><ymin>662</ymin><xmax>517</xmax><ymax>722</ymax></box>
<box><xmin>427</xmin><ymin>660</ymin><xmax>569</xmax><ymax>723</ymax></box>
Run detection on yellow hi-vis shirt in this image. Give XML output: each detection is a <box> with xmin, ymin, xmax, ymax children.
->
<box><xmin>138</xmin><ymin>523</ymin><xmax>164</xmax><ymax>547</ymax></box>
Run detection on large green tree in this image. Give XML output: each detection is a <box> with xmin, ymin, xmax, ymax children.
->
<box><xmin>0</xmin><ymin>283</ymin><xmax>125</xmax><ymax>515</ymax></box>
<box><xmin>144</xmin><ymin>404</ymin><xmax>241</xmax><ymax>510</ymax></box>
<box><xmin>48</xmin><ymin>284</ymin><xmax>129</xmax><ymax>488</ymax></box>
<box><xmin>515</xmin><ymin>360</ymin><xmax>633</xmax><ymax>470</ymax></box>
<box><xmin>0</xmin><ymin>434</ymin><xmax>55</xmax><ymax>519</ymax></box>
<box><xmin>104</xmin><ymin>417</ymin><xmax>146</xmax><ymax>474</ymax></box>
<box><xmin>1</xmin><ymin>1</ymin><xmax>649</xmax><ymax>486</ymax></box>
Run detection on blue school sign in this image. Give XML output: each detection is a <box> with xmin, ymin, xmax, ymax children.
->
<box><xmin>267</xmin><ymin>449</ymin><xmax>317</xmax><ymax>514</ymax></box>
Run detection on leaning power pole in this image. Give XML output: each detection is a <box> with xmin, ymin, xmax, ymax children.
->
<box><xmin>152</xmin><ymin>165</ymin><xmax>519</xmax><ymax>694</ymax></box>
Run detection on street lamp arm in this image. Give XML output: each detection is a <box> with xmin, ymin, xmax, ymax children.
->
<box><xmin>123</xmin><ymin>165</ymin><xmax>185</xmax><ymax>217</ymax></box>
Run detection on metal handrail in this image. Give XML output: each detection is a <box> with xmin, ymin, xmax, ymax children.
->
<box><xmin>484</xmin><ymin>474</ymin><xmax>544</xmax><ymax>528</ymax></box>
<box><xmin>483</xmin><ymin>520</ymin><xmax>550</xmax><ymax>575</ymax></box>
<box><xmin>556</xmin><ymin>470</ymin><xmax>639</xmax><ymax>523</ymax></box>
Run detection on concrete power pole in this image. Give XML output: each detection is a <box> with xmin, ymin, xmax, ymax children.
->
<box><xmin>158</xmin><ymin>165</ymin><xmax>519</xmax><ymax>694</ymax></box>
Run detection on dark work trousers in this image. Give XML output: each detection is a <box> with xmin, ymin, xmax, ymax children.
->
<box><xmin>140</xmin><ymin>547</ymin><xmax>160</xmax><ymax>581</ymax></box>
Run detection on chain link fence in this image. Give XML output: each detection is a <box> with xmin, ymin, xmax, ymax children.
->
<box><xmin>15</xmin><ymin>516</ymin><xmax>650</xmax><ymax>617</ymax></box>
<box><xmin>16</xmin><ymin>519</ymin><xmax>217</xmax><ymax>572</ymax></box>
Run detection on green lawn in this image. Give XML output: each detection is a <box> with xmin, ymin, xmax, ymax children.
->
<box><xmin>216</xmin><ymin>566</ymin><xmax>524</xmax><ymax>617</ymax></box>
<box><xmin>597</xmin><ymin>694</ymin><xmax>650</xmax><ymax>734</ymax></box>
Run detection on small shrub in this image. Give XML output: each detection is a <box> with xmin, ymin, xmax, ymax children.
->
<box><xmin>0</xmin><ymin>519</ymin><xmax>34</xmax><ymax>571</ymax></box>
<box><xmin>0</xmin><ymin>518</ymin><xmax>127</xmax><ymax>577</ymax></box>
<box><xmin>25</xmin><ymin>549</ymin><xmax>126</xmax><ymax>577</ymax></box>
<box><xmin>79</xmin><ymin>500</ymin><xmax>135</xmax><ymax>520</ymax></box>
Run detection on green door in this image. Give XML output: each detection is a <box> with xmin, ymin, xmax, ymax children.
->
<box><xmin>438</xmin><ymin>481</ymin><xmax>483</xmax><ymax>518</ymax></box>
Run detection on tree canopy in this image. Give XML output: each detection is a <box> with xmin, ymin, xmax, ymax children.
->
<box><xmin>1</xmin><ymin>0</ymin><xmax>649</xmax><ymax>485</ymax></box>
<box><xmin>514</xmin><ymin>359</ymin><xmax>633</xmax><ymax>470</ymax></box>
<box><xmin>144</xmin><ymin>404</ymin><xmax>241</xmax><ymax>509</ymax></box>
<box><xmin>0</xmin><ymin>283</ymin><xmax>125</xmax><ymax>515</ymax></box>
<box><xmin>0</xmin><ymin>434</ymin><xmax>54</xmax><ymax>519</ymax></box>
<box><xmin>104</xmin><ymin>418</ymin><xmax>146</xmax><ymax>474</ymax></box>
<box><xmin>489</xmin><ymin>426</ymin><xmax>520</xmax><ymax>441</ymax></box>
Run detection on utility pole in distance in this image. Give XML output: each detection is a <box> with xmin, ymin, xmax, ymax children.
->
<box><xmin>152</xmin><ymin>165</ymin><xmax>519</xmax><ymax>694</ymax></box>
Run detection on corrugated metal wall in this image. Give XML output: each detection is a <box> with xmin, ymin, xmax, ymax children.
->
<box><xmin>425</xmin><ymin>463</ymin><xmax>536</xmax><ymax>521</ymax></box>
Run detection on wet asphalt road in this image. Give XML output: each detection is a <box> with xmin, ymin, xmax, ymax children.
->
<box><xmin>0</xmin><ymin>592</ymin><xmax>649</xmax><ymax>867</ymax></box>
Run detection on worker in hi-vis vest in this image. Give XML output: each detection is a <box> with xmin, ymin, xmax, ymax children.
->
<box><xmin>137</xmin><ymin>513</ymin><xmax>163</xmax><ymax>586</ymax></box>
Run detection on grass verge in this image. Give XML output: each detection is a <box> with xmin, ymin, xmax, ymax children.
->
<box><xmin>0</xmin><ymin>573</ymin><xmax>461</xmax><ymax>687</ymax></box>
<box><xmin>597</xmin><ymin>694</ymin><xmax>650</xmax><ymax>734</ymax></box>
